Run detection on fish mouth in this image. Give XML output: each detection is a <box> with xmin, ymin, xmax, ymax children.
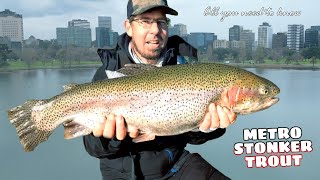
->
<box><xmin>237</xmin><ymin>96</ymin><xmax>280</xmax><ymax>115</ymax></box>
<box><xmin>268</xmin><ymin>97</ymin><xmax>280</xmax><ymax>106</ymax></box>
<box><xmin>254</xmin><ymin>96</ymin><xmax>280</xmax><ymax>113</ymax></box>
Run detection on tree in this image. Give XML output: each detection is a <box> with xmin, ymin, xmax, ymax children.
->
<box><xmin>301</xmin><ymin>47</ymin><xmax>320</xmax><ymax>59</ymax></box>
<box><xmin>0</xmin><ymin>44</ymin><xmax>11</xmax><ymax>63</ymax></box>
<box><xmin>254</xmin><ymin>47</ymin><xmax>265</xmax><ymax>64</ymax></box>
<box><xmin>291</xmin><ymin>52</ymin><xmax>304</xmax><ymax>63</ymax></box>
<box><xmin>269</xmin><ymin>50</ymin><xmax>282</xmax><ymax>62</ymax></box>
<box><xmin>212</xmin><ymin>48</ymin><xmax>232</xmax><ymax>62</ymax></box>
<box><xmin>21</xmin><ymin>48</ymin><xmax>39</xmax><ymax>69</ymax></box>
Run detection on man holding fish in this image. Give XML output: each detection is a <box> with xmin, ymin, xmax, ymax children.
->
<box><xmin>8</xmin><ymin>0</ymin><xmax>279</xmax><ymax>179</ymax></box>
<box><xmin>84</xmin><ymin>0</ymin><xmax>236</xmax><ymax>179</ymax></box>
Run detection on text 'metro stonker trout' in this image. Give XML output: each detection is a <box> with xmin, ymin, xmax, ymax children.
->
<box><xmin>7</xmin><ymin>63</ymin><xmax>280</xmax><ymax>152</ymax></box>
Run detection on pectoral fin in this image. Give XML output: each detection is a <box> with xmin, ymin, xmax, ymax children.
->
<box><xmin>132</xmin><ymin>133</ymin><xmax>156</xmax><ymax>143</ymax></box>
<box><xmin>63</xmin><ymin>121</ymin><xmax>92</xmax><ymax>139</ymax></box>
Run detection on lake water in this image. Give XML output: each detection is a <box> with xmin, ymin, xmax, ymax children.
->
<box><xmin>0</xmin><ymin>67</ymin><xmax>319</xmax><ymax>180</ymax></box>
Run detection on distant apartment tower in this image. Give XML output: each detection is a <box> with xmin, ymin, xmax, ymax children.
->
<box><xmin>0</xmin><ymin>9</ymin><xmax>23</xmax><ymax>48</ymax></box>
<box><xmin>240</xmin><ymin>29</ymin><xmax>255</xmax><ymax>54</ymax></box>
<box><xmin>187</xmin><ymin>32</ymin><xmax>217</xmax><ymax>49</ymax></box>
<box><xmin>258</xmin><ymin>22</ymin><xmax>273</xmax><ymax>48</ymax></box>
<box><xmin>96</xmin><ymin>27</ymin><xmax>118</xmax><ymax>48</ymax></box>
<box><xmin>305</xmin><ymin>28</ymin><xmax>319</xmax><ymax>48</ymax></box>
<box><xmin>272</xmin><ymin>32</ymin><xmax>287</xmax><ymax>50</ymax></box>
<box><xmin>230</xmin><ymin>40</ymin><xmax>246</xmax><ymax>49</ymax></box>
<box><xmin>68</xmin><ymin>19</ymin><xmax>90</xmax><ymax>28</ymax></box>
<box><xmin>213</xmin><ymin>40</ymin><xmax>229</xmax><ymax>49</ymax></box>
<box><xmin>57</xmin><ymin>19</ymin><xmax>92</xmax><ymax>47</ymax></box>
<box><xmin>169</xmin><ymin>23</ymin><xmax>187</xmax><ymax>37</ymax></box>
<box><xmin>229</xmin><ymin>25</ymin><xmax>242</xmax><ymax>41</ymax></box>
<box><xmin>287</xmin><ymin>24</ymin><xmax>304</xmax><ymax>51</ymax></box>
<box><xmin>98</xmin><ymin>16</ymin><xmax>112</xmax><ymax>29</ymax></box>
<box><xmin>311</xmin><ymin>26</ymin><xmax>320</xmax><ymax>47</ymax></box>
<box><xmin>96</xmin><ymin>16</ymin><xmax>118</xmax><ymax>48</ymax></box>
<box><xmin>304</xmin><ymin>26</ymin><xmax>320</xmax><ymax>48</ymax></box>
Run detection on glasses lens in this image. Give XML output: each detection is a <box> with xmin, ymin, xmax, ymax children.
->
<box><xmin>133</xmin><ymin>18</ymin><xmax>169</xmax><ymax>29</ymax></box>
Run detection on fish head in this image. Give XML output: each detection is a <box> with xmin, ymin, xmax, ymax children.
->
<box><xmin>233</xmin><ymin>84</ymin><xmax>280</xmax><ymax>115</ymax></box>
<box><xmin>219</xmin><ymin>73</ymin><xmax>280</xmax><ymax>115</ymax></box>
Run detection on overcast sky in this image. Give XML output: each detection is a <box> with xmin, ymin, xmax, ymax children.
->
<box><xmin>0</xmin><ymin>0</ymin><xmax>318</xmax><ymax>40</ymax></box>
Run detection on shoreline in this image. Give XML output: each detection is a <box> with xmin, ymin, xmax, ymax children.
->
<box><xmin>229</xmin><ymin>63</ymin><xmax>320</xmax><ymax>70</ymax></box>
<box><xmin>0</xmin><ymin>63</ymin><xmax>319</xmax><ymax>72</ymax></box>
<box><xmin>0</xmin><ymin>64</ymin><xmax>101</xmax><ymax>73</ymax></box>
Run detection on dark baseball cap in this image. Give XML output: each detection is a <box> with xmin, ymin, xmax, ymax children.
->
<box><xmin>127</xmin><ymin>0</ymin><xmax>178</xmax><ymax>18</ymax></box>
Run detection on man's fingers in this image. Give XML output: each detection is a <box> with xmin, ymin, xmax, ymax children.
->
<box><xmin>199</xmin><ymin>112</ymin><xmax>211</xmax><ymax>132</ymax></box>
<box><xmin>224</xmin><ymin>107</ymin><xmax>237</xmax><ymax>124</ymax></box>
<box><xmin>217</xmin><ymin>106</ymin><xmax>230</xmax><ymax>128</ymax></box>
<box><xmin>93</xmin><ymin>118</ymin><xmax>106</xmax><ymax>137</ymax></box>
<box><xmin>127</xmin><ymin>125</ymin><xmax>139</xmax><ymax>138</ymax></box>
<box><xmin>103</xmin><ymin>114</ymin><xmax>116</xmax><ymax>139</ymax></box>
<box><xmin>116</xmin><ymin>115</ymin><xmax>127</xmax><ymax>140</ymax></box>
<box><xmin>209</xmin><ymin>103</ymin><xmax>220</xmax><ymax>129</ymax></box>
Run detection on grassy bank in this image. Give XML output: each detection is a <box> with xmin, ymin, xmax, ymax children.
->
<box><xmin>1</xmin><ymin>59</ymin><xmax>320</xmax><ymax>72</ymax></box>
<box><xmin>200</xmin><ymin>58</ymin><xmax>320</xmax><ymax>70</ymax></box>
<box><xmin>0</xmin><ymin>60</ymin><xmax>102</xmax><ymax>72</ymax></box>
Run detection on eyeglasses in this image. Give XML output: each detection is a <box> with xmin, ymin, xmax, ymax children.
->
<box><xmin>131</xmin><ymin>18</ymin><xmax>170</xmax><ymax>29</ymax></box>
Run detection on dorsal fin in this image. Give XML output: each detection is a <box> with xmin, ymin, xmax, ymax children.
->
<box><xmin>63</xmin><ymin>83</ymin><xmax>78</xmax><ymax>92</ymax></box>
<box><xmin>106</xmin><ymin>64</ymin><xmax>159</xmax><ymax>79</ymax></box>
<box><xmin>105</xmin><ymin>70</ymin><xmax>126</xmax><ymax>79</ymax></box>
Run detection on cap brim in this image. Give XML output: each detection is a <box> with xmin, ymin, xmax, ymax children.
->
<box><xmin>132</xmin><ymin>5</ymin><xmax>178</xmax><ymax>16</ymax></box>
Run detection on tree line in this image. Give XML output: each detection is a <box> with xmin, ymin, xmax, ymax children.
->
<box><xmin>0</xmin><ymin>39</ymin><xmax>100</xmax><ymax>68</ymax></box>
<box><xmin>199</xmin><ymin>46</ymin><xmax>320</xmax><ymax>65</ymax></box>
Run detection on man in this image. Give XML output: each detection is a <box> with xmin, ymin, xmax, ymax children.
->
<box><xmin>84</xmin><ymin>0</ymin><xmax>237</xmax><ymax>179</ymax></box>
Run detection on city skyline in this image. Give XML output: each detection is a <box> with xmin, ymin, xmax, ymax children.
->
<box><xmin>0</xmin><ymin>0</ymin><xmax>318</xmax><ymax>41</ymax></box>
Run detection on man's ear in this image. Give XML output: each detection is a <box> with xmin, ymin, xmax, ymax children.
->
<box><xmin>124</xmin><ymin>20</ymin><xmax>132</xmax><ymax>37</ymax></box>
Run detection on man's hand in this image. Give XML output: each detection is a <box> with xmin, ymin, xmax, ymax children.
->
<box><xmin>92</xmin><ymin>103</ymin><xmax>237</xmax><ymax>139</ymax></box>
<box><xmin>199</xmin><ymin>103</ymin><xmax>237</xmax><ymax>132</ymax></box>
<box><xmin>92</xmin><ymin>114</ymin><xmax>139</xmax><ymax>140</ymax></box>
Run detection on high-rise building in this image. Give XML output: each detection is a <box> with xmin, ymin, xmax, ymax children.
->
<box><xmin>310</xmin><ymin>26</ymin><xmax>320</xmax><ymax>31</ymax></box>
<box><xmin>169</xmin><ymin>23</ymin><xmax>187</xmax><ymax>37</ymax></box>
<box><xmin>96</xmin><ymin>27</ymin><xmax>110</xmax><ymax>48</ymax></box>
<box><xmin>0</xmin><ymin>9</ymin><xmax>23</xmax><ymax>49</ymax></box>
<box><xmin>287</xmin><ymin>24</ymin><xmax>304</xmax><ymax>51</ymax></box>
<box><xmin>98</xmin><ymin>16</ymin><xmax>112</xmax><ymax>29</ymax></box>
<box><xmin>311</xmin><ymin>26</ymin><xmax>320</xmax><ymax>47</ymax></box>
<box><xmin>57</xmin><ymin>19</ymin><xmax>92</xmax><ymax>47</ymax></box>
<box><xmin>229</xmin><ymin>25</ymin><xmax>242</xmax><ymax>41</ymax></box>
<box><xmin>68</xmin><ymin>19</ymin><xmax>90</xmax><ymax>28</ymax></box>
<box><xmin>258</xmin><ymin>22</ymin><xmax>273</xmax><ymax>48</ymax></box>
<box><xmin>212</xmin><ymin>40</ymin><xmax>229</xmax><ymax>49</ymax></box>
<box><xmin>56</xmin><ymin>27</ymin><xmax>92</xmax><ymax>48</ymax></box>
<box><xmin>187</xmin><ymin>32</ymin><xmax>217</xmax><ymax>49</ymax></box>
<box><xmin>240</xmin><ymin>29</ymin><xmax>255</xmax><ymax>54</ymax></box>
<box><xmin>230</xmin><ymin>41</ymin><xmax>246</xmax><ymax>49</ymax></box>
<box><xmin>96</xmin><ymin>27</ymin><xmax>119</xmax><ymax>48</ymax></box>
<box><xmin>96</xmin><ymin>16</ymin><xmax>118</xmax><ymax>48</ymax></box>
<box><xmin>305</xmin><ymin>28</ymin><xmax>319</xmax><ymax>48</ymax></box>
<box><xmin>109</xmin><ymin>31</ymin><xmax>119</xmax><ymax>47</ymax></box>
<box><xmin>272</xmin><ymin>32</ymin><xmax>287</xmax><ymax>50</ymax></box>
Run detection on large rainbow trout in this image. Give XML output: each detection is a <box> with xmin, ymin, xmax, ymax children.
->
<box><xmin>7</xmin><ymin>63</ymin><xmax>280</xmax><ymax>152</ymax></box>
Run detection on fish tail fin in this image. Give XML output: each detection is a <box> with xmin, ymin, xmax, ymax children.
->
<box><xmin>7</xmin><ymin>100</ymin><xmax>52</xmax><ymax>152</ymax></box>
<box><xmin>63</xmin><ymin>120</ymin><xmax>92</xmax><ymax>139</ymax></box>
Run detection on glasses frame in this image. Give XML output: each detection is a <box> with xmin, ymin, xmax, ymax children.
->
<box><xmin>130</xmin><ymin>17</ymin><xmax>171</xmax><ymax>29</ymax></box>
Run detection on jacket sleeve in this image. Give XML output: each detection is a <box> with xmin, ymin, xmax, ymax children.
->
<box><xmin>83</xmin><ymin>48</ymin><xmax>125</xmax><ymax>159</ymax></box>
<box><xmin>184</xmin><ymin>128</ymin><xmax>226</xmax><ymax>145</ymax></box>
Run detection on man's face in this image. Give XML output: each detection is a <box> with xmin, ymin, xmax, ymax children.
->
<box><xmin>126</xmin><ymin>9</ymin><xmax>168</xmax><ymax>61</ymax></box>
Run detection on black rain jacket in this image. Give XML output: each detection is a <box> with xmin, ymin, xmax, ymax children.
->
<box><xmin>83</xmin><ymin>33</ymin><xmax>226</xmax><ymax>179</ymax></box>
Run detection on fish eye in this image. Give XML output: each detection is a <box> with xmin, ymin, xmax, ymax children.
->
<box><xmin>259</xmin><ymin>86</ymin><xmax>269</xmax><ymax>95</ymax></box>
